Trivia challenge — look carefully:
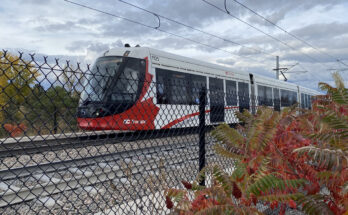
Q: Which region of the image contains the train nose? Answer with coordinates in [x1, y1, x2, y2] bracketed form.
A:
[77, 118, 106, 130]
[77, 118, 93, 130]
[78, 104, 107, 118]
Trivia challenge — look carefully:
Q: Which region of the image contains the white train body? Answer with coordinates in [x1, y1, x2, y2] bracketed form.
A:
[77, 47, 318, 130]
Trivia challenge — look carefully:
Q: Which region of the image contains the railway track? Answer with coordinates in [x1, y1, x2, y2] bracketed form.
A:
[0, 126, 223, 210]
[0, 142, 212, 208]
[0, 127, 205, 158]
[0, 141, 195, 181]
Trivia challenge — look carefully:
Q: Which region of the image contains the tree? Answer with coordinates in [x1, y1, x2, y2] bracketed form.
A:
[61, 64, 85, 97]
[24, 85, 80, 134]
[0, 51, 39, 136]
[22, 64, 83, 135]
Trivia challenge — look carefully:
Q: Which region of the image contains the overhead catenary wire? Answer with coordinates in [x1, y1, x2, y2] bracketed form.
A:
[62, 0, 321, 82]
[201, 0, 330, 69]
[63, 0, 156, 29]
[296, 63, 335, 84]
[117, 0, 274, 58]
[229, 0, 348, 69]
[336, 59, 348, 67]
[297, 63, 309, 73]
[229, 0, 348, 68]
[63, 0, 335, 83]
[63, 0, 272, 66]
[334, 59, 348, 68]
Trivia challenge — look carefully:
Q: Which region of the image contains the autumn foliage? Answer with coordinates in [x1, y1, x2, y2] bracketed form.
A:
[165, 73, 347, 215]
[3, 123, 27, 137]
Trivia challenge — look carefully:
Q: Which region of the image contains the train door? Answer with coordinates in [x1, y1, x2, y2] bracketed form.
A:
[209, 77, 224, 123]
[249, 74, 256, 114]
[273, 88, 280, 111]
[238, 82, 250, 112]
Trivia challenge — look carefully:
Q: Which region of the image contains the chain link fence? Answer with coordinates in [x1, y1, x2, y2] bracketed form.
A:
[0, 50, 302, 214]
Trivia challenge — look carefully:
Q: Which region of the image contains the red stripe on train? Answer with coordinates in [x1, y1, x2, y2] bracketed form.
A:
[160, 106, 238, 129]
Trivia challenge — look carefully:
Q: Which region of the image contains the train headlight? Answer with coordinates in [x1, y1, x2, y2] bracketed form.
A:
[93, 108, 104, 117]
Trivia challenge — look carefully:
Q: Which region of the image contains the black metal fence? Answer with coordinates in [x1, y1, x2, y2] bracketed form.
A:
[0, 50, 288, 214]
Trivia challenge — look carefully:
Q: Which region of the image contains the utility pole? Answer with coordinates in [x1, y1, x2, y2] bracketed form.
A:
[273, 57, 306, 81]
[276, 56, 279, 80]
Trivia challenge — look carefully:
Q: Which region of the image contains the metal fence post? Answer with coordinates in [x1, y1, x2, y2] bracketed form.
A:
[53, 106, 58, 134]
[198, 88, 206, 186]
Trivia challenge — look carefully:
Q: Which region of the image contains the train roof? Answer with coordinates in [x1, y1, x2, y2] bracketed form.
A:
[105, 46, 319, 95]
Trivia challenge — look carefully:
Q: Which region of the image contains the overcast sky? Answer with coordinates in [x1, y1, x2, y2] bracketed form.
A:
[1, 0, 348, 89]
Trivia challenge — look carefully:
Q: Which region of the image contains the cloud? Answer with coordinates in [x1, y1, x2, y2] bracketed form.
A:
[1, 0, 348, 91]
[247, 7, 289, 27]
[216, 58, 235, 66]
[291, 22, 348, 41]
[237, 46, 262, 56]
[35, 21, 79, 32]
[145, 0, 231, 28]
[66, 40, 123, 53]
[241, 0, 344, 14]
[18, 0, 52, 5]
[66, 39, 124, 63]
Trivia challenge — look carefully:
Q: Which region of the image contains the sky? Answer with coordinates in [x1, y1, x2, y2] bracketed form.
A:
[1, 0, 348, 90]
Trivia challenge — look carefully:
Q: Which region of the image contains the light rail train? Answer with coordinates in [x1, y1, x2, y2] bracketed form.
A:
[77, 46, 317, 130]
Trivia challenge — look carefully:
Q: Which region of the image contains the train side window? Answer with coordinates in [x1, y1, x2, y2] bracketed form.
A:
[209, 77, 224, 104]
[304, 94, 308, 108]
[280, 89, 290, 107]
[290, 91, 298, 105]
[238, 82, 250, 111]
[258, 85, 273, 106]
[258, 85, 265, 105]
[170, 72, 189, 104]
[157, 69, 208, 105]
[191, 74, 206, 105]
[301, 93, 305, 109]
[226, 80, 237, 106]
[281, 90, 297, 107]
[156, 68, 189, 104]
[156, 68, 169, 104]
[209, 77, 224, 91]
[309, 95, 312, 109]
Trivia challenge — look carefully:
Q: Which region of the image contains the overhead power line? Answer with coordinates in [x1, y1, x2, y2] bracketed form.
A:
[119, 0, 314, 77]
[336, 59, 348, 67]
[229, 0, 348, 68]
[327, 68, 348, 72]
[64, 0, 324, 80]
[117, 0, 274, 57]
[201, 0, 329, 68]
[63, 0, 269, 65]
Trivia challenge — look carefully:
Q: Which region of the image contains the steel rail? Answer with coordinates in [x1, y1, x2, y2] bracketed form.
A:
[0, 148, 214, 207]
[0, 127, 204, 158]
[0, 141, 198, 181]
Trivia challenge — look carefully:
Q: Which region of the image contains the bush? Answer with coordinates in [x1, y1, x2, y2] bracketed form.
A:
[165, 73, 347, 215]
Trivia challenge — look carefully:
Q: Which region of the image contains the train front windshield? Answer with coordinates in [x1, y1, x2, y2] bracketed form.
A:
[78, 56, 145, 118]
[81, 57, 123, 103]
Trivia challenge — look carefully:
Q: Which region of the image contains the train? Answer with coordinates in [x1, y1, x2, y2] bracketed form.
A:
[77, 46, 318, 130]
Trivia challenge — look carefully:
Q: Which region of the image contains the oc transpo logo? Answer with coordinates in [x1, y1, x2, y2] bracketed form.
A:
[123, 119, 146, 125]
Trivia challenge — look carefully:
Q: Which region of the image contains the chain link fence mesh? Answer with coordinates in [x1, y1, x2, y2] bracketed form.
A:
[0, 50, 305, 214]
